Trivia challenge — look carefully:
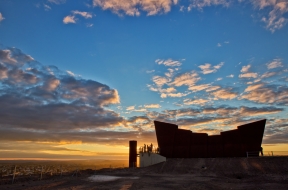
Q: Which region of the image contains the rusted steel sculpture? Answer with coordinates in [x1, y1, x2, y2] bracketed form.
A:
[154, 119, 266, 158]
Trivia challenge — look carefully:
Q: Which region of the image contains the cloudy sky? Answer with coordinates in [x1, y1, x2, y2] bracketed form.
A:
[0, 0, 287, 160]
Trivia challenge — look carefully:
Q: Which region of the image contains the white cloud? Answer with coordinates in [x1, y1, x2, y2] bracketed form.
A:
[261, 71, 278, 78]
[66, 70, 75, 76]
[240, 85, 288, 105]
[126, 106, 135, 111]
[226, 74, 234, 78]
[198, 62, 224, 74]
[214, 62, 224, 69]
[0, 50, 17, 63]
[160, 87, 176, 93]
[134, 108, 147, 112]
[267, 59, 283, 69]
[205, 85, 221, 92]
[244, 83, 264, 92]
[72, 10, 93, 19]
[63, 15, 76, 24]
[144, 104, 161, 109]
[239, 72, 258, 78]
[63, 10, 93, 24]
[188, 84, 211, 92]
[216, 77, 222, 81]
[48, 0, 66, 4]
[188, 0, 230, 11]
[44, 4, 51, 11]
[0, 13, 5, 22]
[211, 88, 238, 100]
[152, 75, 169, 87]
[93, 0, 178, 16]
[170, 71, 200, 87]
[217, 43, 222, 47]
[183, 98, 209, 105]
[241, 64, 251, 73]
[155, 58, 182, 67]
[254, 0, 288, 32]
[161, 92, 189, 98]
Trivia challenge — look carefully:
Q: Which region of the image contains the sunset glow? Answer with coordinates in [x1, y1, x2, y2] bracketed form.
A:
[0, 0, 287, 160]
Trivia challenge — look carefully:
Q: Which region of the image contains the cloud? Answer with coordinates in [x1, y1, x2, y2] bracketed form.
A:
[63, 10, 93, 24]
[134, 108, 147, 112]
[183, 98, 209, 105]
[188, 0, 230, 11]
[160, 87, 176, 93]
[240, 84, 288, 105]
[88, 1, 287, 32]
[205, 85, 221, 92]
[241, 64, 251, 73]
[216, 77, 222, 81]
[0, 49, 17, 64]
[188, 84, 211, 92]
[72, 10, 93, 19]
[126, 106, 135, 111]
[187, 0, 288, 32]
[63, 15, 76, 24]
[160, 92, 189, 98]
[203, 106, 238, 116]
[66, 70, 75, 76]
[226, 74, 234, 78]
[170, 71, 200, 86]
[261, 71, 278, 78]
[93, 0, 178, 16]
[152, 75, 169, 87]
[210, 88, 238, 100]
[239, 106, 283, 117]
[48, 0, 66, 4]
[0, 13, 4, 22]
[155, 58, 182, 67]
[0, 47, 124, 146]
[244, 83, 264, 92]
[198, 62, 224, 74]
[239, 72, 258, 78]
[266, 58, 283, 69]
[44, 4, 52, 11]
[144, 104, 161, 108]
[253, 0, 288, 32]
[0, 48, 34, 66]
[217, 43, 222, 47]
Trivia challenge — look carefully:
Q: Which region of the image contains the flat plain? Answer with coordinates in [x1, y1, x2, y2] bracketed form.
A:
[0, 157, 287, 190]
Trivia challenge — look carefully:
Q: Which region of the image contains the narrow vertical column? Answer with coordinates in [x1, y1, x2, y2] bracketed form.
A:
[129, 140, 137, 168]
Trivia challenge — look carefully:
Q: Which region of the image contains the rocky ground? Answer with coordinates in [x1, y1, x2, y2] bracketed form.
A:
[1, 157, 287, 190]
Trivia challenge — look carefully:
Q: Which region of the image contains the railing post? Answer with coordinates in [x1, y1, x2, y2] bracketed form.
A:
[12, 165, 16, 184]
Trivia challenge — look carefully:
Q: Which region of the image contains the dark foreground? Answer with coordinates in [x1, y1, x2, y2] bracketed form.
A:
[1, 157, 287, 190]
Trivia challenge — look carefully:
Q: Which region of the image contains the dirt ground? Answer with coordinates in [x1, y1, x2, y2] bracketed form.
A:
[1, 157, 287, 190]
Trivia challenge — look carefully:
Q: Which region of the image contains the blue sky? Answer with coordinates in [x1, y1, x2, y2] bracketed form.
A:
[0, 0, 287, 159]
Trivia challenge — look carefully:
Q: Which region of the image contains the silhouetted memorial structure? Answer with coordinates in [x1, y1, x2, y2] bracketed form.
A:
[154, 119, 266, 158]
[129, 140, 137, 167]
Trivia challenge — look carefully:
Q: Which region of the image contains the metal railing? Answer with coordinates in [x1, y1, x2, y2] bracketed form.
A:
[246, 151, 288, 157]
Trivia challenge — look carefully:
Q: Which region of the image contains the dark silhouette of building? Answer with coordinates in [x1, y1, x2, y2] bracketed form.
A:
[154, 119, 266, 158]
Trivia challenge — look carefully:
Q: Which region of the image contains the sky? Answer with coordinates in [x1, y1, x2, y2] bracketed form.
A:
[0, 0, 287, 160]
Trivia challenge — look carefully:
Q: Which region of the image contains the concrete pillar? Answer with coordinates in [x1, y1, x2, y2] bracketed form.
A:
[129, 140, 137, 168]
